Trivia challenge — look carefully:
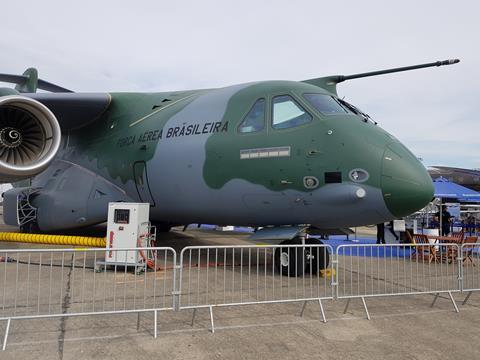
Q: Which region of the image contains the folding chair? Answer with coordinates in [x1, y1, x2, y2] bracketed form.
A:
[462, 236, 478, 266]
[409, 233, 435, 263]
[451, 230, 464, 242]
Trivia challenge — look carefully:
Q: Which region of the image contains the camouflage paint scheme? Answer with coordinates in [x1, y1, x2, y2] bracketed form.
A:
[16, 78, 433, 231]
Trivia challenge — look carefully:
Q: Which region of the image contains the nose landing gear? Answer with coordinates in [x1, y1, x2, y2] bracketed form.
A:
[274, 237, 330, 277]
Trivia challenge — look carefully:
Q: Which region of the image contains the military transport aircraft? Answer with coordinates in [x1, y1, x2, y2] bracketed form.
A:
[0, 59, 459, 275]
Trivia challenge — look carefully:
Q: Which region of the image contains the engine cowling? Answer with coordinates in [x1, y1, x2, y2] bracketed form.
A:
[0, 95, 61, 182]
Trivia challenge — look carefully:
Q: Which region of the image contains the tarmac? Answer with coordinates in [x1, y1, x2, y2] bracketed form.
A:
[1, 222, 480, 360]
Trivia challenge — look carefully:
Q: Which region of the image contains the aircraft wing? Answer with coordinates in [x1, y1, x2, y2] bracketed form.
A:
[0, 68, 112, 131]
[27, 92, 111, 131]
[0, 69, 112, 181]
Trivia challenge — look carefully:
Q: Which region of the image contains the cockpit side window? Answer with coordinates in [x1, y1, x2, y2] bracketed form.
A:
[238, 98, 266, 133]
[272, 95, 312, 129]
[303, 93, 348, 115]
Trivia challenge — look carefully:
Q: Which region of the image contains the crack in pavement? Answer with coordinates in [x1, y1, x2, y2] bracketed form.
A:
[57, 254, 73, 360]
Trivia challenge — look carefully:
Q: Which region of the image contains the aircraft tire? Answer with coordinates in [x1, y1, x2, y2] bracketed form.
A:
[274, 239, 305, 277]
[304, 238, 330, 274]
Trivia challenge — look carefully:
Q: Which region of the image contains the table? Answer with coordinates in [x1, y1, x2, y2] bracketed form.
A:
[425, 235, 462, 262]
[425, 235, 463, 244]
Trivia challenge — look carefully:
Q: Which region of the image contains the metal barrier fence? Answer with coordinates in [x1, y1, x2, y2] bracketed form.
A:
[2, 242, 480, 350]
[178, 244, 334, 331]
[336, 244, 461, 318]
[459, 243, 480, 305]
[0, 247, 176, 350]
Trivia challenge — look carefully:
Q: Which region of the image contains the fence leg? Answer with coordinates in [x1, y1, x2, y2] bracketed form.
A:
[209, 306, 215, 334]
[430, 293, 439, 308]
[462, 291, 473, 305]
[191, 308, 197, 327]
[154, 310, 158, 339]
[343, 299, 351, 314]
[361, 297, 370, 320]
[448, 291, 460, 313]
[300, 301, 307, 317]
[318, 299, 327, 323]
[136, 313, 141, 331]
[2, 318, 11, 351]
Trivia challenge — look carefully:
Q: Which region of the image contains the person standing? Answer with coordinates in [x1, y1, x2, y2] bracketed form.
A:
[436, 207, 452, 236]
[466, 214, 475, 235]
[376, 223, 385, 244]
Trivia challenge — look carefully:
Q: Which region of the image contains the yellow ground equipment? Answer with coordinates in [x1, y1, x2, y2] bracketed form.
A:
[320, 268, 336, 279]
[0, 232, 105, 247]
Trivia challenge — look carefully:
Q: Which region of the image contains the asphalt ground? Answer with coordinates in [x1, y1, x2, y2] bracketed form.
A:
[1, 222, 480, 359]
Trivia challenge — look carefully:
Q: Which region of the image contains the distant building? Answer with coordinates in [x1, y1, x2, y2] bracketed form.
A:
[428, 166, 480, 191]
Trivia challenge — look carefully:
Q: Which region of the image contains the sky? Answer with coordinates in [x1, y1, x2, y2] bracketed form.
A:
[0, 0, 478, 169]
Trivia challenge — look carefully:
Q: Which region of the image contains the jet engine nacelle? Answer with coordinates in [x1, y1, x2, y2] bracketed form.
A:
[0, 95, 61, 182]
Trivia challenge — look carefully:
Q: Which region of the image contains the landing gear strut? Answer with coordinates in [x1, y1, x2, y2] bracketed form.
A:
[19, 221, 39, 233]
[151, 222, 172, 233]
[274, 236, 330, 277]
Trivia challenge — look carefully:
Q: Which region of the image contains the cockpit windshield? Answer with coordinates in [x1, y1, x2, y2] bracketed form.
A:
[303, 93, 377, 125]
[336, 98, 377, 125]
[303, 94, 347, 115]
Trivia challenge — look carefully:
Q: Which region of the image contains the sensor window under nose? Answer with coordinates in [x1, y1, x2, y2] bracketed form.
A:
[303, 176, 319, 189]
[349, 168, 369, 183]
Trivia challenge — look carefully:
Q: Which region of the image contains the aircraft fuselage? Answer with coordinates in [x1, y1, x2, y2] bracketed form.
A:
[23, 80, 433, 231]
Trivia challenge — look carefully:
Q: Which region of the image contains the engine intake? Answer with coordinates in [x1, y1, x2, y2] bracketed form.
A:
[0, 96, 61, 182]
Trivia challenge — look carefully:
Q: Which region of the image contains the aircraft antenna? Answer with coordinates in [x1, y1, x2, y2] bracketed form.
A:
[337, 59, 460, 83]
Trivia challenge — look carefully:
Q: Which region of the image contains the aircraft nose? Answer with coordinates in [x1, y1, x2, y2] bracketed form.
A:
[381, 142, 434, 218]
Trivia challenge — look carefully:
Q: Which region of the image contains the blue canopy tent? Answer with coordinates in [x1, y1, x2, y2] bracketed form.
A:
[432, 177, 480, 234]
[433, 177, 480, 202]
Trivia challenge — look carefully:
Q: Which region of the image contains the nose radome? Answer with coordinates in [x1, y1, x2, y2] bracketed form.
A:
[381, 142, 434, 218]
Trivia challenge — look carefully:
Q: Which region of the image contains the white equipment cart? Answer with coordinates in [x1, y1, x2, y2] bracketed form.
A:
[95, 202, 156, 273]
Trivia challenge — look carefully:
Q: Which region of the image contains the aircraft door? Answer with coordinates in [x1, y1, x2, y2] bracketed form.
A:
[133, 161, 156, 206]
